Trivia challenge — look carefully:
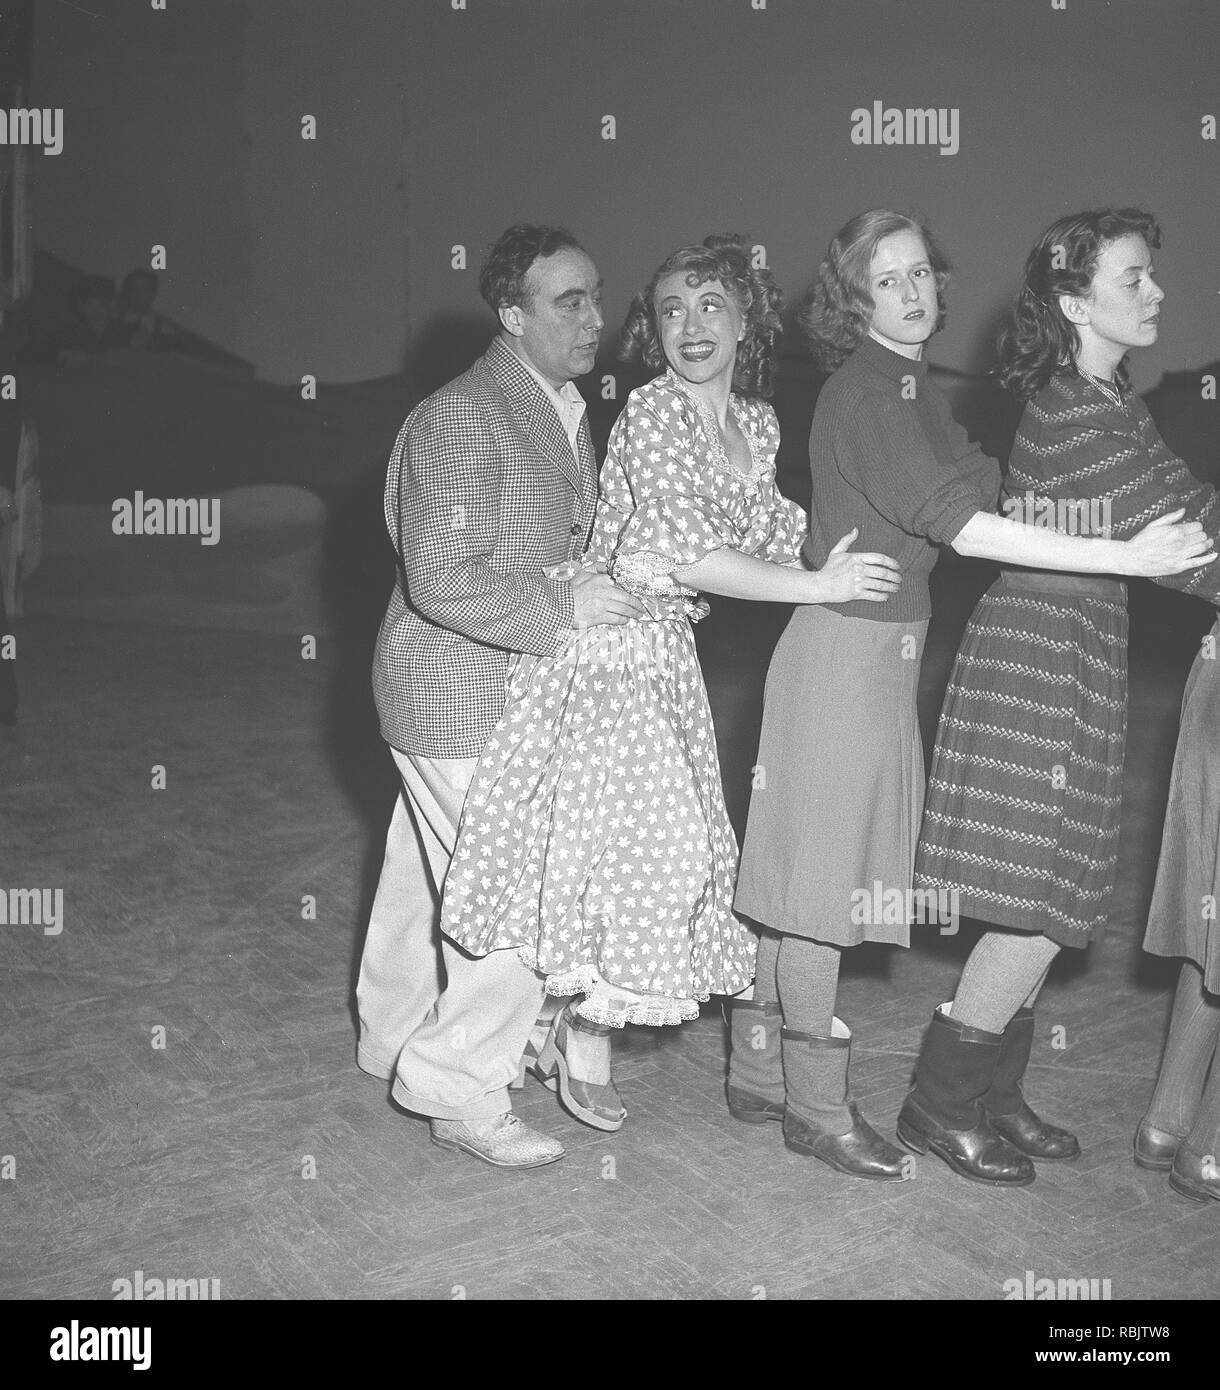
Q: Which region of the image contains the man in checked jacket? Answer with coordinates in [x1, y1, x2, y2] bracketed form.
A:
[357, 226, 644, 1168]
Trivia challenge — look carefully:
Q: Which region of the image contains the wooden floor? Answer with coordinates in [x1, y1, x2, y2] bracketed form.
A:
[3, 566, 1218, 1301]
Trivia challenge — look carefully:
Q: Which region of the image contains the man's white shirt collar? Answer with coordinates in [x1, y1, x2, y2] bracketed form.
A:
[514, 352, 588, 457]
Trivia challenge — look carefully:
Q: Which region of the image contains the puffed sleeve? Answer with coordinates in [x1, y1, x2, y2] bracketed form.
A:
[607, 384, 739, 592]
[582, 412, 635, 569]
[753, 489, 809, 565]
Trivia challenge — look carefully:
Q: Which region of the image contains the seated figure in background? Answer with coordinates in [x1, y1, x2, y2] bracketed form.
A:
[111, 270, 181, 353]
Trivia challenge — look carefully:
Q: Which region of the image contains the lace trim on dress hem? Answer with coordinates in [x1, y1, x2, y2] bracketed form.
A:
[514, 946, 708, 1028]
[574, 998, 702, 1029]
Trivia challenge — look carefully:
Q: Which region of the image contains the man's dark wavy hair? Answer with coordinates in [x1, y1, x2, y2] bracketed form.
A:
[478, 224, 585, 316]
[799, 209, 950, 372]
[996, 208, 1161, 400]
[618, 234, 783, 399]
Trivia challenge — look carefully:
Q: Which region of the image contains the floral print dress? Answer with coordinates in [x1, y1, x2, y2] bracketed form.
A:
[440, 370, 807, 1025]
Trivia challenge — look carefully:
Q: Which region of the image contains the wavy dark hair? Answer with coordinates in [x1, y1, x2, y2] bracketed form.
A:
[618, 233, 783, 399]
[798, 209, 950, 372]
[478, 223, 585, 316]
[996, 208, 1161, 400]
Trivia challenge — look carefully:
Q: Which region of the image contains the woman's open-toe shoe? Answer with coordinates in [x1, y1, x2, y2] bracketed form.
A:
[535, 1006, 627, 1132]
[512, 1025, 559, 1092]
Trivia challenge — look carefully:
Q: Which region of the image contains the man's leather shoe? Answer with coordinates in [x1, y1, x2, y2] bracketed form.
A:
[430, 1113, 565, 1168]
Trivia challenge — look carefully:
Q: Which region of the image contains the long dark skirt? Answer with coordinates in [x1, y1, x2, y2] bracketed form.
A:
[735, 607, 929, 948]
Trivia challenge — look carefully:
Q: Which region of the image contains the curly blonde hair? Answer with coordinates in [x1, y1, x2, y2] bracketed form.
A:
[619, 234, 783, 398]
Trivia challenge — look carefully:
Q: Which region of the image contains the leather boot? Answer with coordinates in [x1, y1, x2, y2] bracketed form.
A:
[781, 1019, 909, 1180]
[897, 1004, 1035, 1186]
[983, 1007, 1080, 1160]
[725, 999, 786, 1123]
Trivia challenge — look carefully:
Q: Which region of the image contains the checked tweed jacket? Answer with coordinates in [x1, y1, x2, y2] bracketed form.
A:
[373, 335, 598, 758]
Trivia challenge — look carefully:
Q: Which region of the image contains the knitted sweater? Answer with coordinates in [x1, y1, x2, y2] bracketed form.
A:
[1005, 371, 1220, 606]
[806, 333, 1001, 622]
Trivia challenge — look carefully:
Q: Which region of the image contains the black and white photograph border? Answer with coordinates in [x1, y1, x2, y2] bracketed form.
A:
[2, 0, 1218, 1331]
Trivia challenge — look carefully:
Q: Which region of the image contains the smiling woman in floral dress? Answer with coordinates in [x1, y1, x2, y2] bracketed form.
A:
[440, 234, 900, 1131]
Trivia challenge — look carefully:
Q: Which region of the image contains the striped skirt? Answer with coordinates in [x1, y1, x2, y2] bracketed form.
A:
[914, 570, 1128, 948]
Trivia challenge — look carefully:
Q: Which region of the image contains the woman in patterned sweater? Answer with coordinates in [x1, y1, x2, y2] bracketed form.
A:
[906, 208, 1220, 1185]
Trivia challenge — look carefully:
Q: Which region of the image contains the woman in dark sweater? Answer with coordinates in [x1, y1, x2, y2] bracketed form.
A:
[730, 208, 1211, 1182]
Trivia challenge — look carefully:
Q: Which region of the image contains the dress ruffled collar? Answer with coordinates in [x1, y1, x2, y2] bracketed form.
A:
[661, 369, 769, 484]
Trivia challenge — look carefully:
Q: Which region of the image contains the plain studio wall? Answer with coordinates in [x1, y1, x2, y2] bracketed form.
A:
[31, 0, 1218, 388]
